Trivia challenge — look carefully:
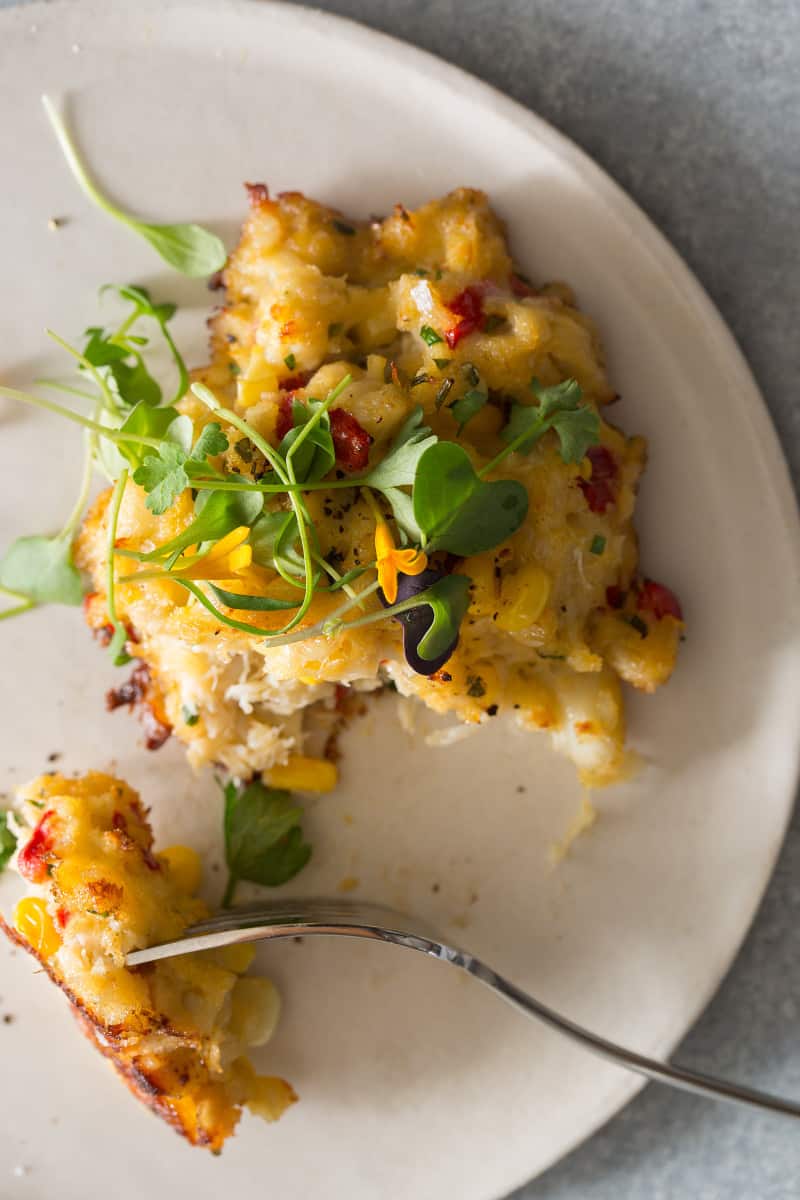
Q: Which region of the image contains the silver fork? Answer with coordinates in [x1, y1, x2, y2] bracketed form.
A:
[128, 897, 800, 1119]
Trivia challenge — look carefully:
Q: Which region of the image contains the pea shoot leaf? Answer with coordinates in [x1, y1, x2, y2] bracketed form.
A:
[222, 778, 311, 905]
[413, 442, 528, 555]
[136, 488, 263, 561]
[250, 510, 307, 578]
[279, 400, 335, 484]
[113, 402, 181, 470]
[0, 535, 83, 606]
[209, 585, 297, 612]
[0, 812, 17, 874]
[381, 486, 423, 542]
[101, 284, 189, 405]
[414, 574, 472, 661]
[364, 406, 437, 490]
[136, 223, 226, 280]
[501, 378, 600, 464]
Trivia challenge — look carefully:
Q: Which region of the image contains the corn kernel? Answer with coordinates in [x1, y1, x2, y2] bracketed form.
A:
[229, 977, 281, 1046]
[159, 845, 202, 894]
[366, 354, 387, 381]
[265, 755, 338, 793]
[247, 1073, 297, 1122]
[496, 564, 553, 632]
[13, 897, 61, 959]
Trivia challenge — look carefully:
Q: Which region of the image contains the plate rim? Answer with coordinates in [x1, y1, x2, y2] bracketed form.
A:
[3, 0, 800, 1192]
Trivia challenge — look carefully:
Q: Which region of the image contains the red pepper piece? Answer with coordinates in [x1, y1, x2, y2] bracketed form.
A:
[330, 408, 371, 471]
[444, 286, 486, 348]
[279, 372, 309, 392]
[17, 810, 57, 884]
[578, 445, 618, 513]
[509, 273, 536, 298]
[275, 394, 296, 442]
[55, 907, 71, 929]
[638, 579, 683, 621]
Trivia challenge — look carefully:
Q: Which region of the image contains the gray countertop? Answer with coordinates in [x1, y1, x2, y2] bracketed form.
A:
[3, 1, 799, 1197]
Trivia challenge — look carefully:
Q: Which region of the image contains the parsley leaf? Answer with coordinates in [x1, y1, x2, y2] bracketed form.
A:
[190, 421, 229, 461]
[501, 378, 600, 464]
[0, 812, 16, 874]
[133, 421, 229, 514]
[449, 387, 487, 433]
[0, 535, 83, 606]
[133, 443, 189, 515]
[222, 778, 312, 906]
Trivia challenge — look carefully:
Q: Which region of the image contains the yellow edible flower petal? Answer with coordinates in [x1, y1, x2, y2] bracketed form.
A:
[374, 521, 427, 605]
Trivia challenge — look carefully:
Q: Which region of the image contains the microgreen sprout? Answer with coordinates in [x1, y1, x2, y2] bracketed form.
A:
[42, 95, 225, 278]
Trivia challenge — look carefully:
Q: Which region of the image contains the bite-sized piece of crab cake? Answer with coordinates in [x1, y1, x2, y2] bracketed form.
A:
[2, 772, 295, 1152]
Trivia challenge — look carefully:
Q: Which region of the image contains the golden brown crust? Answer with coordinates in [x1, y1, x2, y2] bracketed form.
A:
[1, 914, 216, 1146]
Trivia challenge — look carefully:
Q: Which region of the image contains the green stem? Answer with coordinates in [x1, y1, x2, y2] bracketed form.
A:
[0, 598, 35, 621]
[221, 875, 237, 909]
[34, 379, 99, 404]
[46, 328, 119, 415]
[106, 469, 130, 662]
[325, 589, 428, 635]
[42, 94, 138, 232]
[263, 579, 382, 648]
[186, 474, 356, 495]
[178, 580, 300, 636]
[285, 373, 351, 466]
[311, 550, 353, 594]
[191, 382, 289, 483]
[478, 419, 547, 477]
[59, 404, 101, 541]
[0, 385, 160, 448]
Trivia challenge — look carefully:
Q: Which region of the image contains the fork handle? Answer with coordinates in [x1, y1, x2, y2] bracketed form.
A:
[460, 953, 800, 1119]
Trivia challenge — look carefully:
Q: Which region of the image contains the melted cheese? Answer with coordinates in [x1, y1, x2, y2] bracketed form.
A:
[76, 188, 681, 784]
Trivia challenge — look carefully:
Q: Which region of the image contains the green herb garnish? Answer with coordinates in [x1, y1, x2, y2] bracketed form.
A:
[0, 812, 17, 874]
[434, 378, 454, 410]
[483, 378, 600, 474]
[181, 704, 200, 726]
[449, 388, 487, 433]
[133, 421, 229, 515]
[432, 357, 451, 370]
[221, 777, 312, 907]
[420, 325, 443, 347]
[412, 442, 528, 555]
[42, 95, 225, 278]
[589, 534, 606, 555]
[284, 353, 297, 370]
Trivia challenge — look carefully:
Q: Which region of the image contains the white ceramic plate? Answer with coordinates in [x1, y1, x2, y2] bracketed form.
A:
[1, 2, 798, 1197]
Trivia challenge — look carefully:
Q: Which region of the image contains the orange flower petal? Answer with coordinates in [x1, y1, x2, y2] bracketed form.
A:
[377, 559, 398, 605]
[395, 548, 428, 576]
